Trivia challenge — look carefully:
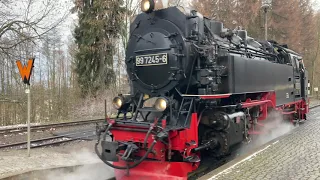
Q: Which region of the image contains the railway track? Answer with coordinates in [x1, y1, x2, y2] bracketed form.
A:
[1, 104, 319, 179]
[0, 119, 105, 135]
[2, 104, 319, 135]
[0, 129, 96, 149]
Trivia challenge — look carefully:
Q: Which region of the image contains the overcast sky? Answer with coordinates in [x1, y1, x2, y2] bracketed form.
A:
[312, 0, 320, 10]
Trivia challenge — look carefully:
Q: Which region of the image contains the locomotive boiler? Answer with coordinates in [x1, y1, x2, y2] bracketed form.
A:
[95, 1, 309, 179]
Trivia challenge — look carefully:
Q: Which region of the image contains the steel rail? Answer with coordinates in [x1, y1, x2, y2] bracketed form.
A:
[0, 130, 95, 149]
[0, 118, 105, 134]
[21, 134, 97, 149]
[310, 104, 320, 109]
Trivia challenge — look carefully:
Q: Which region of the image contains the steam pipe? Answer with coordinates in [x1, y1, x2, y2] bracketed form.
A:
[224, 112, 245, 120]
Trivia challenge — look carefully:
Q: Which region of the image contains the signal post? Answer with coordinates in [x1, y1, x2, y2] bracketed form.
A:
[16, 59, 34, 157]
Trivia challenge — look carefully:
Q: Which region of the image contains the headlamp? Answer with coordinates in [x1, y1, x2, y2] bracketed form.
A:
[112, 95, 132, 111]
[141, 0, 155, 13]
[154, 97, 168, 111]
[112, 96, 123, 110]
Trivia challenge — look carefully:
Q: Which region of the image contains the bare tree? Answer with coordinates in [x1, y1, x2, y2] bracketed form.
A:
[0, 0, 69, 57]
[0, 0, 71, 125]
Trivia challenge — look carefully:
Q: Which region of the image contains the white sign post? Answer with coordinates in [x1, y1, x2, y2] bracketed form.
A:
[314, 87, 319, 99]
[25, 85, 31, 157]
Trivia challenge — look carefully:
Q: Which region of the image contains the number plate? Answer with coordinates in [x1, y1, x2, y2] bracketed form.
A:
[136, 53, 168, 67]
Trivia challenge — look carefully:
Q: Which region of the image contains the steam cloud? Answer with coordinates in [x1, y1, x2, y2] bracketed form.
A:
[238, 111, 295, 155]
[45, 149, 114, 180]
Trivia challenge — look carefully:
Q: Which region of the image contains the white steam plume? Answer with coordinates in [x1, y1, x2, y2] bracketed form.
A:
[238, 111, 295, 155]
[45, 149, 114, 180]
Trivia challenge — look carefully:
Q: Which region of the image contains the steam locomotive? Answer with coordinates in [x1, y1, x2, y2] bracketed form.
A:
[95, 1, 309, 179]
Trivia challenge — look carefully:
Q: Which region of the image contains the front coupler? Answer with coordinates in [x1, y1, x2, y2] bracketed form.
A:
[95, 120, 159, 170]
[95, 113, 200, 179]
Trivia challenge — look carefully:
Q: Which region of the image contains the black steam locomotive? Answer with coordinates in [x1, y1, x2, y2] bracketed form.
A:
[96, 1, 309, 179]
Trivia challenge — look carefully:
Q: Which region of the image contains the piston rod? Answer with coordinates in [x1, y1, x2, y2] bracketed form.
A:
[224, 112, 245, 120]
[191, 139, 218, 153]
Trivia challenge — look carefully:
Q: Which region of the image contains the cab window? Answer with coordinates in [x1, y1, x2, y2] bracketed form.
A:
[290, 55, 302, 73]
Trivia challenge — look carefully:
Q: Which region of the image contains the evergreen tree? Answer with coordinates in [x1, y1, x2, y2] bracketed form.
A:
[73, 0, 126, 97]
